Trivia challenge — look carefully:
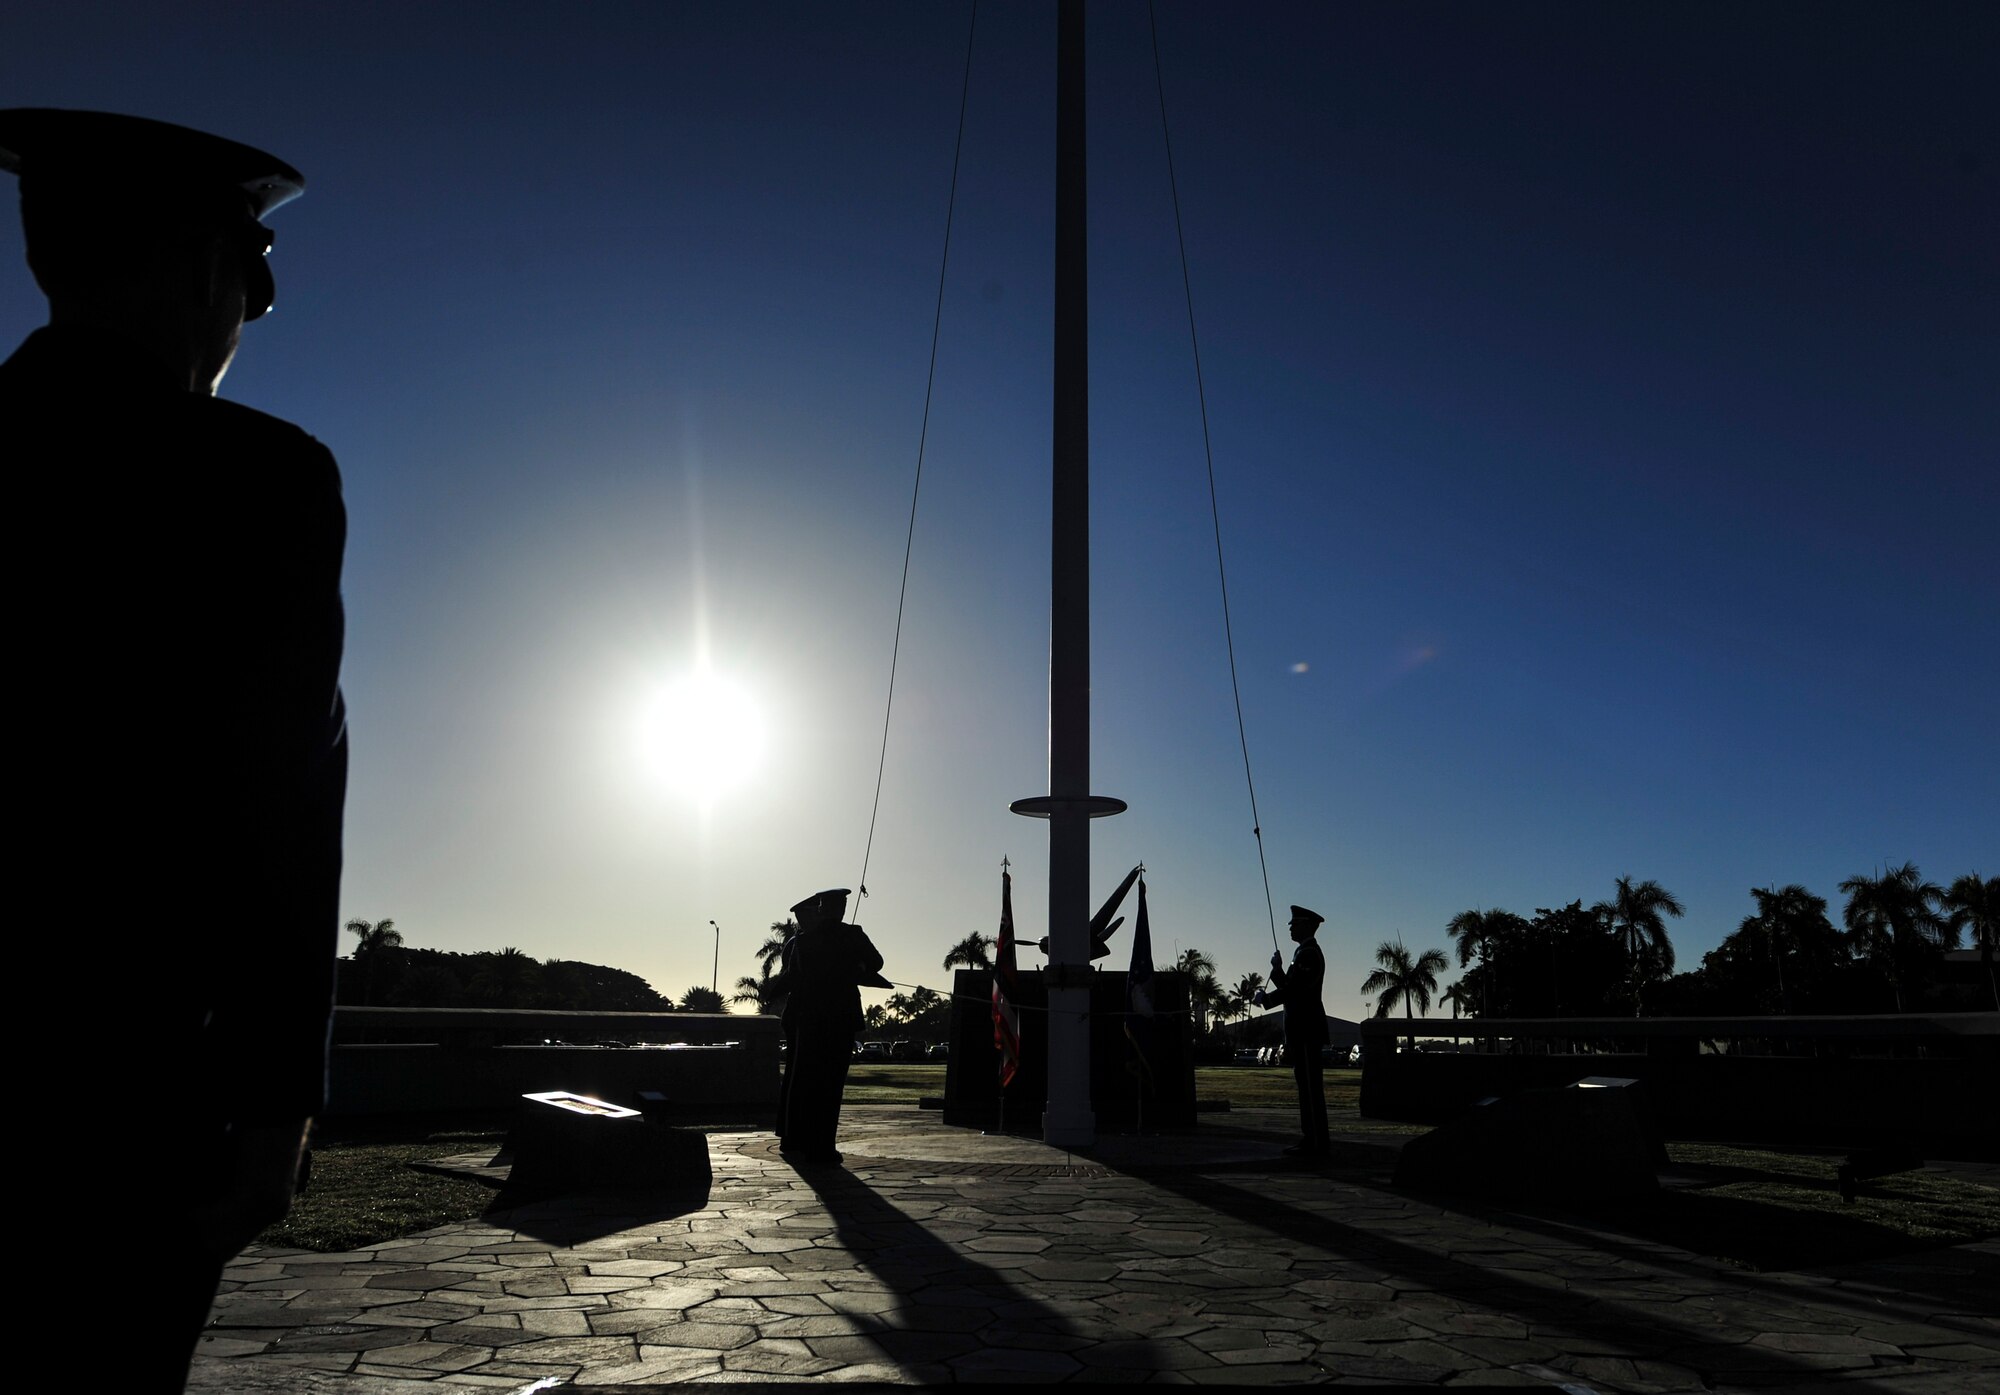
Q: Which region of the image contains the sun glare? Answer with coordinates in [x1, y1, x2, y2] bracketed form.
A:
[639, 671, 768, 803]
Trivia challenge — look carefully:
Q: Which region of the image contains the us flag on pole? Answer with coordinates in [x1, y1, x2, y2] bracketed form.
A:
[992, 863, 1021, 1088]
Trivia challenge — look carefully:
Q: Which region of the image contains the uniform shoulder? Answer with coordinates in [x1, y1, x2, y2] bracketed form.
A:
[195, 395, 338, 467]
[186, 396, 344, 512]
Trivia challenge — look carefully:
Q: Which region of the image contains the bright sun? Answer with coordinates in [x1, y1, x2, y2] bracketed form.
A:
[639, 671, 768, 803]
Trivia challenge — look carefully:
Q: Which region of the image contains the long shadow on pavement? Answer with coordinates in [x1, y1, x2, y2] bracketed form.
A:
[1340, 1170, 2000, 1339]
[787, 1159, 1166, 1382]
[1435, 1182, 2000, 1310]
[1106, 1161, 1942, 1393]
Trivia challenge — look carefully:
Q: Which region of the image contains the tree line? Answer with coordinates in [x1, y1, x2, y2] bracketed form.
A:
[364, 860, 1990, 1028]
[897, 861, 1995, 1043]
[1439, 864, 1994, 1022]
[339, 918, 692, 1012]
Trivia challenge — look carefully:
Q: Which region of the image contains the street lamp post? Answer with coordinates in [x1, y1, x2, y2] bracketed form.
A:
[709, 920, 719, 997]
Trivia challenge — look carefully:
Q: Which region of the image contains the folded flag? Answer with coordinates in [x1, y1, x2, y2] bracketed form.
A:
[1123, 876, 1157, 1091]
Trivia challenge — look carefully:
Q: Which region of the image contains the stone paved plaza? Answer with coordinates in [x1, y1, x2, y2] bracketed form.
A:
[189, 1106, 1998, 1392]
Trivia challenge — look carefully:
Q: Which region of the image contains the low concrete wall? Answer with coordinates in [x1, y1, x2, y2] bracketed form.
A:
[1358, 1013, 1999, 1152]
[327, 1007, 780, 1115]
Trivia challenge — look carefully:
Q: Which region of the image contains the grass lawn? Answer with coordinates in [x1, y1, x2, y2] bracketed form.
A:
[257, 1067, 1999, 1273]
[1197, 1064, 1363, 1111]
[839, 1063, 950, 1101]
[844, 1062, 1366, 1110]
[1642, 1142, 2000, 1271]
[258, 1118, 510, 1252]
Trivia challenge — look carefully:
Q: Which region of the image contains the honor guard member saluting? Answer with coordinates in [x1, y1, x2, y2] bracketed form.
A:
[0, 111, 347, 1386]
[1255, 906, 1331, 1158]
[769, 888, 888, 1166]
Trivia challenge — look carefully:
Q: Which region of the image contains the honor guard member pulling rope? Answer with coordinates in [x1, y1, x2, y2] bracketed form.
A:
[0, 110, 347, 1388]
[769, 888, 888, 1166]
[1255, 906, 1331, 1158]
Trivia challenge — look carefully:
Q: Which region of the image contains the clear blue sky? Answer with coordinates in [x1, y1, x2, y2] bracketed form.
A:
[7, 2, 1994, 1024]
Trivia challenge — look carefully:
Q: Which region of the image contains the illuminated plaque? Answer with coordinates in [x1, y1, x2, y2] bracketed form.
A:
[521, 1091, 640, 1118]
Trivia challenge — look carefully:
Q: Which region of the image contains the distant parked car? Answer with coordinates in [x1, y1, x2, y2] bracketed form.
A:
[857, 1041, 890, 1062]
[1232, 1048, 1260, 1065]
[926, 1042, 950, 1061]
[890, 1039, 923, 1061]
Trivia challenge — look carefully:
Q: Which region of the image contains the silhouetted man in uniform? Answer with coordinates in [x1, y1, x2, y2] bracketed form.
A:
[770, 887, 886, 1165]
[0, 110, 346, 1387]
[1256, 906, 1330, 1157]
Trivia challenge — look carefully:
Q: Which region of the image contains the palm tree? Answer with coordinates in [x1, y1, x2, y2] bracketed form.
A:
[1174, 947, 1216, 978]
[1444, 908, 1523, 1015]
[731, 971, 782, 1014]
[1359, 939, 1450, 1048]
[347, 916, 403, 956]
[679, 985, 726, 1013]
[942, 931, 995, 972]
[725, 921, 796, 1015]
[1173, 948, 1223, 1035]
[473, 946, 540, 1007]
[1942, 872, 1999, 1011]
[345, 917, 404, 1005]
[1594, 876, 1685, 1016]
[1209, 981, 1243, 1029]
[1227, 972, 1266, 1022]
[1840, 862, 1951, 1012]
[1439, 980, 1473, 1019]
[1192, 971, 1223, 1034]
[905, 985, 948, 1037]
[1737, 884, 1831, 1014]
[759, 921, 793, 974]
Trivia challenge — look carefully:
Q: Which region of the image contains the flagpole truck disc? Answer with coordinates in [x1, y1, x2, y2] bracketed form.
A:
[1008, 795, 1127, 818]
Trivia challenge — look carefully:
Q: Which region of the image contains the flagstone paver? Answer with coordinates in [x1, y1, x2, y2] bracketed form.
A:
[188, 1105, 1999, 1391]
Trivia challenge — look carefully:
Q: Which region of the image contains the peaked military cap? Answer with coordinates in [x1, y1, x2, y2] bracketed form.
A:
[790, 888, 851, 918]
[1289, 905, 1325, 932]
[0, 108, 304, 217]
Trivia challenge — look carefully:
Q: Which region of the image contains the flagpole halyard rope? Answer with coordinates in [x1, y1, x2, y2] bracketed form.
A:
[1148, 0, 1281, 955]
[855, 0, 980, 905]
